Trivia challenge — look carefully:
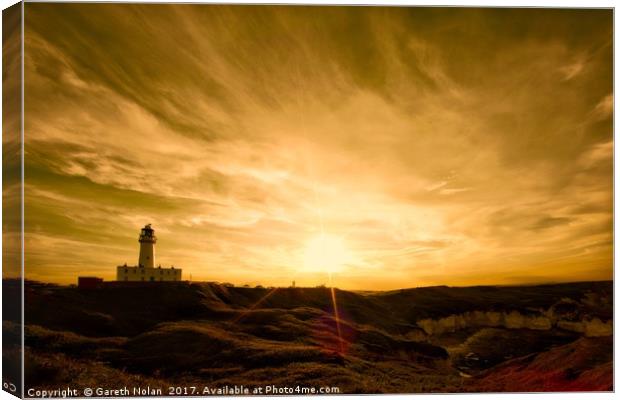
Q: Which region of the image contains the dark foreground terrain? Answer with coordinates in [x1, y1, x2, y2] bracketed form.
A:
[3, 279, 613, 394]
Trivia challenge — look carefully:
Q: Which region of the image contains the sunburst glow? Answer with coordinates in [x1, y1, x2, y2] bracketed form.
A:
[302, 234, 353, 274]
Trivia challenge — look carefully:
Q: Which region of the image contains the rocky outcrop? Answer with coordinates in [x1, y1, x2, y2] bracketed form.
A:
[416, 309, 611, 337]
[556, 318, 612, 337]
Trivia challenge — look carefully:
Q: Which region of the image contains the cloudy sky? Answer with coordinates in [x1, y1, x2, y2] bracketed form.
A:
[20, 4, 612, 289]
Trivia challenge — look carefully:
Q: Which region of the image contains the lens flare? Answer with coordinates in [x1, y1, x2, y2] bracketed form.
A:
[230, 286, 279, 323]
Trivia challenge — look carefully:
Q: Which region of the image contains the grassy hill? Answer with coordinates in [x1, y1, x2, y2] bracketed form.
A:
[4, 279, 612, 393]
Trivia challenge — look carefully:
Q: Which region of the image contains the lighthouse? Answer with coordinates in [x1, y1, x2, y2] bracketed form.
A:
[138, 224, 156, 268]
[115, 224, 182, 282]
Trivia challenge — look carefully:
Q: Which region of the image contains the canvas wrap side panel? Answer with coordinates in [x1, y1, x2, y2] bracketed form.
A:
[2, 1, 23, 398]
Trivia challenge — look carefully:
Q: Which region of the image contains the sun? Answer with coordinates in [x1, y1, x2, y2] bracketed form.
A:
[302, 233, 353, 273]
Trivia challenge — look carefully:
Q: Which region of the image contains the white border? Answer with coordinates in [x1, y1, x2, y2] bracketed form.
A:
[0, 2, 616, 400]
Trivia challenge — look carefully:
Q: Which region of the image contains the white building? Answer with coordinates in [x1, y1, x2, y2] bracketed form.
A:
[116, 224, 182, 282]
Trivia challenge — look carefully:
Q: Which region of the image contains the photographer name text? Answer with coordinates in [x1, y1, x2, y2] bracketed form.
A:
[27, 384, 340, 397]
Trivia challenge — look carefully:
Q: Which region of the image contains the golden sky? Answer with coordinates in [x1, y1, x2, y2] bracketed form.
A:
[16, 5, 612, 289]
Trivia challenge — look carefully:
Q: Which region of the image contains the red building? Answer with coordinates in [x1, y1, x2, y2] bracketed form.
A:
[77, 277, 103, 289]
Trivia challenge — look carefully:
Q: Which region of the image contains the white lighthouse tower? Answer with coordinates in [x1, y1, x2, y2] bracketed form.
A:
[138, 224, 156, 268]
[116, 224, 181, 282]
